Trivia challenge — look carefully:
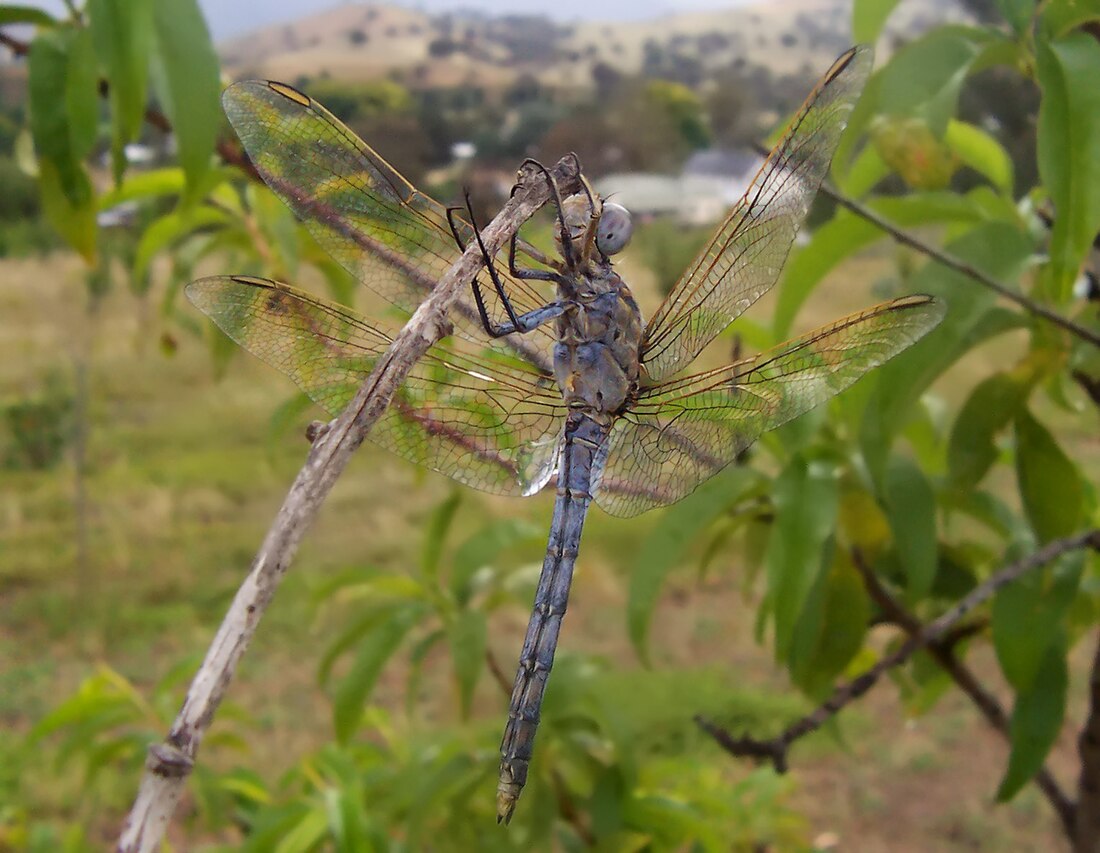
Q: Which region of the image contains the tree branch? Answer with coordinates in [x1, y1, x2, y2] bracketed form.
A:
[816, 179, 1100, 348]
[852, 549, 1076, 839]
[699, 531, 1100, 789]
[116, 156, 582, 853]
[1076, 629, 1100, 852]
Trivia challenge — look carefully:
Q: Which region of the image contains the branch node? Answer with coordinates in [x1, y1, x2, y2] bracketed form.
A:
[146, 743, 194, 779]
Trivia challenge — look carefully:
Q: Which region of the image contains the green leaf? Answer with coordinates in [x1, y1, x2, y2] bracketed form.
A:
[134, 206, 230, 285]
[38, 158, 96, 262]
[450, 517, 541, 606]
[876, 28, 991, 135]
[835, 143, 891, 197]
[996, 638, 1068, 802]
[65, 26, 98, 161]
[883, 456, 937, 600]
[993, 552, 1083, 693]
[947, 372, 1028, 492]
[1041, 0, 1100, 38]
[447, 609, 486, 718]
[273, 806, 329, 853]
[944, 120, 1013, 194]
[0, 5, 57, 26]
[997, 0, 1036, 33]
[149, 0, 221, 202]
[332, 605, 423, 743]
[860, 222, 1033, 485]
[774, 192, 985, 338]
[421, 492, 461, 580]
[853, 0, 901, 43]
[1036, 33, 1100, 300]
[627, 466, 758, 665]
[767, 457, 839, 661]
[88, 0, 152, 183]
[789, 556, 870, 697]
[28, 29, 89, 205]
[1014, 407, 1084, 542]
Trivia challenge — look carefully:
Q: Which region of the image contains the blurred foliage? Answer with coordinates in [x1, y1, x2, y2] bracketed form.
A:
[1, 372, 73, 470]
[1, 0, 1099, 848]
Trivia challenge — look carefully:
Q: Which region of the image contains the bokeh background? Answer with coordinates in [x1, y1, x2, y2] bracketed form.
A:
[1, 0, 1098, 850]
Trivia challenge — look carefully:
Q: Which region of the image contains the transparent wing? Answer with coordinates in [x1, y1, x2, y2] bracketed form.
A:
[595, 295, 944, 517]
[640, 46, 873, 382]
[222, 80, 556, 372]
[186, 276, 566, 497]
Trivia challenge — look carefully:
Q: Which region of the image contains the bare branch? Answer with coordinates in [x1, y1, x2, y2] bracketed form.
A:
[853, 549, 1076, 839]
[699, 531, 1100, 788]
[116, 157, 582, 853]
[1076, 629, 1100, 852]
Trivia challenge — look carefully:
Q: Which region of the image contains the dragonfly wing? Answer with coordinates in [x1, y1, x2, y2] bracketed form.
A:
[187, 276, 566, 497]
[639, 46, 873, 382]
[222, 81, 556, 371]
[595, 295, 945, 517]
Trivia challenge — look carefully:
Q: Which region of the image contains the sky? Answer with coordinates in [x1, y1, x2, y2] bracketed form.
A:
[20, 0, 752, 40]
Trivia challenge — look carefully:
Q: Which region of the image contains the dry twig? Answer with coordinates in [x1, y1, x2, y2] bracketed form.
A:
[116, 157, 582, 853]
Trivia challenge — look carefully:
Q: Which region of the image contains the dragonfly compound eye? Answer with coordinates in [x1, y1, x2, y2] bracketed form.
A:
[596, 203, 633, 256]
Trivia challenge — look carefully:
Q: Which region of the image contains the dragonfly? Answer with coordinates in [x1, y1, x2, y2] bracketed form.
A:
[186, 44, 945, 823]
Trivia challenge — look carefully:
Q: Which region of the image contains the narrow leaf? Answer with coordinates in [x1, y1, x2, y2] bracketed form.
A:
[0, 5, 57, 26]
[853, 0, 901, 43]
[420, 492, 461, 580]
[993, 552, 1083, 693]
[944, 119, 1014, 194]
[65, 26, 98, 161]
[448, 609, 487, 718]
[1036, 33, 1100, 299]
[1014, 407, 1084, 543]
[38, 158, 96, 262]
[883, 456, 937, 600]
[150, 0, 221, 202]
[88, 0, 152, 183]
[947, 372, 1027, 492]
[996, 639, 1068, 801]
[28, 30, 86, 204]
[789, 555, 870, 697]
[767, 457, 839, 661]
[332, 606, 422, 742]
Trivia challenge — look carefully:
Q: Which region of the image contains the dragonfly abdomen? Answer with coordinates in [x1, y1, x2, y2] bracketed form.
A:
[497, 412, 608, 824]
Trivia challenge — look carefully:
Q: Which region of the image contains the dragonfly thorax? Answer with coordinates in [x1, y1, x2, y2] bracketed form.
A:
[552, 268, 644, 416]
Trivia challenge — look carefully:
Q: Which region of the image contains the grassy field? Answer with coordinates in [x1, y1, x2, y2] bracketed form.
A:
[0, 247, 1081, 850]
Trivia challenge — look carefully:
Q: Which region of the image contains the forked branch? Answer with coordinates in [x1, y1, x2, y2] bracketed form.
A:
[116, 157, 582, 853]
[852, 549, 1075, 839]
[699, 530, 1100, 803]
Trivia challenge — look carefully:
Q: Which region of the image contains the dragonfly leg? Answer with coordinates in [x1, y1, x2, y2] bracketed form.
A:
[452, 193, 565, 339]
[462, 189, 525, 332]
[520, 157, 579, 270]
[507, 230, 565, 284]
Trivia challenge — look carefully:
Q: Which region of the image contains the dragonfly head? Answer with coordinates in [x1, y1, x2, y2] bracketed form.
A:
[556, 194, 633, 264]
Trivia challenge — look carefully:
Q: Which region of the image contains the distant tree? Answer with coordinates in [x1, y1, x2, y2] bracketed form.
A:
[706, 68, 757, 147]
[348, 29, 368, 46]
[428, 37, 458, 58]
[591, 61, 622, 97]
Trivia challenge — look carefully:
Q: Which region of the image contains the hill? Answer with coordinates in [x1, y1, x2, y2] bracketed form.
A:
[218, 0, 973, 92]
